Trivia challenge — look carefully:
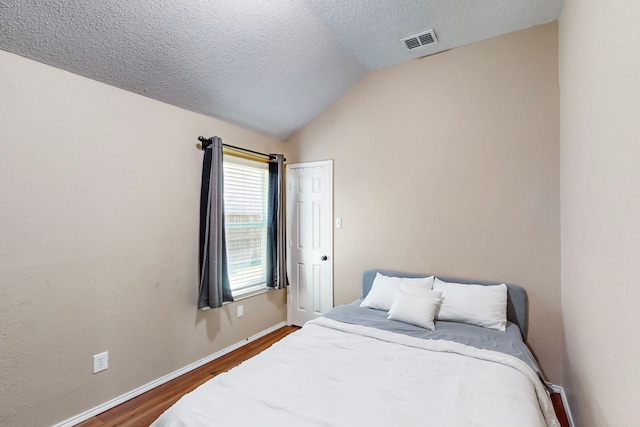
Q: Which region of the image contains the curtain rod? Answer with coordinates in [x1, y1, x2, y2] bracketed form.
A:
[197, 136, 283, 161]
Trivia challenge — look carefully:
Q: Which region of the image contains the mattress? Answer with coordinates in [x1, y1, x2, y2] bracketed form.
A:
[151, 305, 559, 427]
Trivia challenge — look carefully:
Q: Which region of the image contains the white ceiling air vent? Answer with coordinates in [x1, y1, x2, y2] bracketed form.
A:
[402, 29, 438, 50]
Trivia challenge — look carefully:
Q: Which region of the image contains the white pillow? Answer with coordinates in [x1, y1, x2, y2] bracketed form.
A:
[387, 289, 443, 330]
[398, 275, 435, 289]
[399, 281, 435, 296]
[433, 278, 508, 331]
[400, 282, 442, 298]
[360, 273, 434, 311]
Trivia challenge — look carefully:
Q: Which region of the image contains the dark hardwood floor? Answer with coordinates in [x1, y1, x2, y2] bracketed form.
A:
[75, 325, 570, 426]
[75, 326, 300, 427]
[551, 391, 571, 427]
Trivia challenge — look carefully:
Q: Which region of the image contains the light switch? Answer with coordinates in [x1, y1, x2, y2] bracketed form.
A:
[335, 218, 342, 228]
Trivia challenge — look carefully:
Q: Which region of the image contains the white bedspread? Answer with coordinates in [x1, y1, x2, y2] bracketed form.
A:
[152, 317, 559, 427]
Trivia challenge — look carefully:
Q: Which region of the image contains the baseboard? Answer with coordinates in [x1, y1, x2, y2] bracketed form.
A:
[548, 383, 575, 427]
[53, 321, 287, 427]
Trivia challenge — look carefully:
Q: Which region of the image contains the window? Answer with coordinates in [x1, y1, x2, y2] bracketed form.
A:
[223, 157, 269, 297]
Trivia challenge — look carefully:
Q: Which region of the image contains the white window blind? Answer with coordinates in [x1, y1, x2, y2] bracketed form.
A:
[223, 158, 268, 295]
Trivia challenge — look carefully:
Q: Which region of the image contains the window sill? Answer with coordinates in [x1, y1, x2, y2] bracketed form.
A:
[231, 286, 272, 302]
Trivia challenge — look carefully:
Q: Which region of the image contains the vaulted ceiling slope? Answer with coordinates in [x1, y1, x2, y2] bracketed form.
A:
[0, 0, 563, 140]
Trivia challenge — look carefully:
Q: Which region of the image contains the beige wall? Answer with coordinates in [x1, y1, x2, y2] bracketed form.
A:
[559, 1, 640, 426]
[288, 23, 562, 383]
[0, 51, 288, 427]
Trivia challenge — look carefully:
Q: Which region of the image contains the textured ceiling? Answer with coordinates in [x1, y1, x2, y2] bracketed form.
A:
[0, 0, 563, 140]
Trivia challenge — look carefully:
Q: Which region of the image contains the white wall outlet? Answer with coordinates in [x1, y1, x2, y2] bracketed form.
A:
[93, 351, 108, 374]
[237, 305, 244, 318]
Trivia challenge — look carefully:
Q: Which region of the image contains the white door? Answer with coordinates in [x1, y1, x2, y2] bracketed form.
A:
[287, 160, 333, 326]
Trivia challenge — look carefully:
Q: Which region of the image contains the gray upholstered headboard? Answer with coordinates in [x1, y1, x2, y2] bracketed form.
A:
[362, 269, 529, 339]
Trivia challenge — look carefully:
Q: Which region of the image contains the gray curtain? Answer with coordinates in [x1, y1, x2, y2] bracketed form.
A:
[266, 154, 288, 289]
[198, 136, 233, 309]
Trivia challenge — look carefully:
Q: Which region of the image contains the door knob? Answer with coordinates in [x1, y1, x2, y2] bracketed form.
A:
[321, 255, 328, 261]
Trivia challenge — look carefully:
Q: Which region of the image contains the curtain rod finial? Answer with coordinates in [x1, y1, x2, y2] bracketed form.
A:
[197, 136, 213, 150]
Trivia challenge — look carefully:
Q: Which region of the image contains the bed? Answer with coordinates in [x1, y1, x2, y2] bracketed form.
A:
[151, 269, 560, 427]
